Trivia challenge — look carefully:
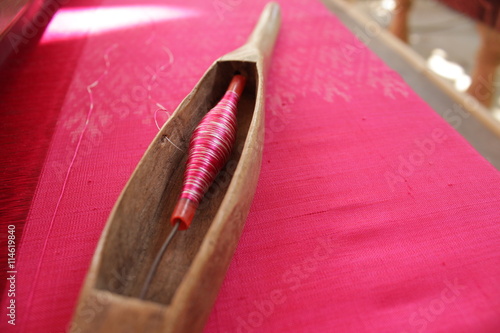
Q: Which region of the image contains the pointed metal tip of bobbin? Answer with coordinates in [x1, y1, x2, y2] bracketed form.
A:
[171, 197, 198, 230]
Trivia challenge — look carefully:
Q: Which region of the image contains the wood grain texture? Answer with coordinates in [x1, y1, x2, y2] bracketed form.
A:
[70, 3, 281, 333]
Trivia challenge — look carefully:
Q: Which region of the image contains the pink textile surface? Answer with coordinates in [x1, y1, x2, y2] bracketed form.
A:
[1, 0, 500, 332]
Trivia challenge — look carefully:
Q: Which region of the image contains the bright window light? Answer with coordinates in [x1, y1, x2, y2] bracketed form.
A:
[381, 0, 396, 11]
[41, 5, 199, 43]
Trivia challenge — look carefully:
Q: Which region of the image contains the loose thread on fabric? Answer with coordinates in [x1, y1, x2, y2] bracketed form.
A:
[21, 43, 117, 332]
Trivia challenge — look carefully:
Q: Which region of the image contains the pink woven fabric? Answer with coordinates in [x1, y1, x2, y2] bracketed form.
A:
[1, 0, 500, 332]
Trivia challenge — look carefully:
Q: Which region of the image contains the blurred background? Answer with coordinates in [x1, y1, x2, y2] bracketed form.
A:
[349, 0, 500, 120]
[1, 0, 498, 118]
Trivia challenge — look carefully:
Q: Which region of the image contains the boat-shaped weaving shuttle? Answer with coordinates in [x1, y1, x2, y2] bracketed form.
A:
[71, 3, 281, 333]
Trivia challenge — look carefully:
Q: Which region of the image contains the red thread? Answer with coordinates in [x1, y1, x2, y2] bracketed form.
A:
[171, 75, 246, 230]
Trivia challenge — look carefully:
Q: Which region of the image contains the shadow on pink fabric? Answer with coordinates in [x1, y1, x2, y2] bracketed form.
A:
[1, 0, 499, 332]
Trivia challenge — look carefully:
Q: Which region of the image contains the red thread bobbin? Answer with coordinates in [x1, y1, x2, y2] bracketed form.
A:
[171, 75, 246, 230]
